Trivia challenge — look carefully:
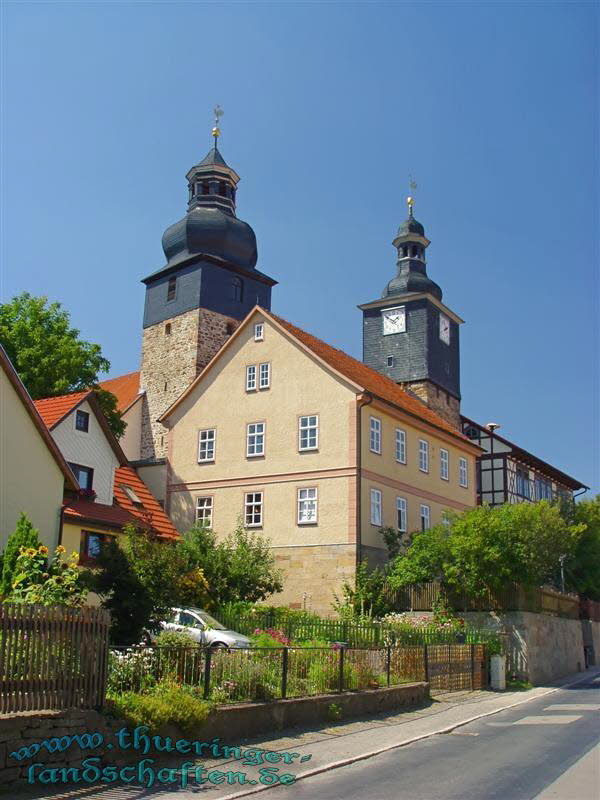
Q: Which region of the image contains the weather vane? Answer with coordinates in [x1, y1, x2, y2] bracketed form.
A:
[407, 175, 417, 215]
[212, 105, 224, 141]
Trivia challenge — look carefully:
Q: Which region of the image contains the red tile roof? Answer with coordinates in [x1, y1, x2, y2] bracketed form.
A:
[63, 499, 136, 529]
[113, 466, 179, 539]
[34, 391, 91, 429]
[100, 371, 141, 413]
[270, 312, 473, 442]
[63, 468, 179, 539]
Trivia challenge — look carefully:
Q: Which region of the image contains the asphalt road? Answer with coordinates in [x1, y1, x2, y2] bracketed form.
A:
[265, 673, 600, 800]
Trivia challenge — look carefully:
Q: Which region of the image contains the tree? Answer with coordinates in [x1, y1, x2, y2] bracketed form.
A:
[567, 496, 600, 600]
[86, 536, 155, 644]
[388, 501, 584, 597]
[0, 292, 125, 438]
[179, 521, 283, 607]
[85, 525, 209, 643]
[1, 513, 41, 596]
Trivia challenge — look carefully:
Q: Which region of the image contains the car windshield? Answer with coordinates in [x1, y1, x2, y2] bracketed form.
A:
[189, 610, 227, 630]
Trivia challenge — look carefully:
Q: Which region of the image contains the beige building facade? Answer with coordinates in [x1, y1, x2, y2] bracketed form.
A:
[161, 308, 480, 615]
[0, 347, 77, 550]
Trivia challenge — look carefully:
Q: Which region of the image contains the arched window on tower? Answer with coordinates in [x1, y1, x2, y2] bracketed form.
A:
[231, 277, 243, 303]
[219, 181, 226, 196]
[202, 182, 210, 195]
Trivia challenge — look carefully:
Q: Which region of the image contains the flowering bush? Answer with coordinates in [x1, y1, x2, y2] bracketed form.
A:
[251, 628, 291, 647]
[9, 544, 88, 606]
[108, 647, 157, 693]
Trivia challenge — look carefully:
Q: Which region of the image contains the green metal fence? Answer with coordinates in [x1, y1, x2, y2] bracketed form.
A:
[213, 608, 500, 649]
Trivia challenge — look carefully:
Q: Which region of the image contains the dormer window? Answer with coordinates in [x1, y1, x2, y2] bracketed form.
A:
[231, 277, 243, 302]
[167, 276, 177, 302]
[75, 410, 89, 433]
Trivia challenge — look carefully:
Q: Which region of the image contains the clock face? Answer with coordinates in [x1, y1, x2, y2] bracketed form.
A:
[439, 314, 450, 344]
[382, 307, 406, 336]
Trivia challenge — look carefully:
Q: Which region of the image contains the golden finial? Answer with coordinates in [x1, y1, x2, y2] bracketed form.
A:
[407, 176, 417, 215]
[212, 105, 224, 140]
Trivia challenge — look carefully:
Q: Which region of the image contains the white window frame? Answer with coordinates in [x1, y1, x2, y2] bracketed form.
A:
[195, 496, 213, 528]
[254, 323, 264, 341]
[246, 365, 257, 392]
[418, 439, 429, 473]
[370, 416, 382, 454]
[420, 504, 431, 531]
[440, 448, 449, 481]
[259, 362, 270, 389]
[299, 415, 319, 451]
[459, 457, 468, 488]
[395, 428, 406, 464]
[297, 487, 318, 525]
[247, 422, 265, 457]
[396, 496, 407, 532]
[244, 492, 263, 527]
[370, 488, 382, 526]
[198, 428, 216, 462]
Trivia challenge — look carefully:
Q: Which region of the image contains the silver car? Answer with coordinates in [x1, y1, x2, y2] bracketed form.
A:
[161, 607, 251, 649]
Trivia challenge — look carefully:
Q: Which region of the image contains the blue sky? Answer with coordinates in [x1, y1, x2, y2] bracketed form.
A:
[1, 1, 598, 493]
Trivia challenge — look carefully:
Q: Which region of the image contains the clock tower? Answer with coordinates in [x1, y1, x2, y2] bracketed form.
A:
[359, 198, 463, 429]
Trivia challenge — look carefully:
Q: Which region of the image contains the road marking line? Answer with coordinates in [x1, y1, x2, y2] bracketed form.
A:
[543, 704, 600, 711]
[513, 715, 582, 725]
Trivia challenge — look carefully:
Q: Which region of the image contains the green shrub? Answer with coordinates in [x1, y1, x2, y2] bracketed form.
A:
[154, 630, 197, 649]
[1, 514, 41, 596]
[107, 681, 211, 736]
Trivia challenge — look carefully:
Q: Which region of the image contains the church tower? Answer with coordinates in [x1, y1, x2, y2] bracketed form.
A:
[359, 195, 463, 429]
[139, 113, 277, 460]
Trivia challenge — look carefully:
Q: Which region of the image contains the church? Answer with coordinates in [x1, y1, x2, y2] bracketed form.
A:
[100, 121, 584, 613]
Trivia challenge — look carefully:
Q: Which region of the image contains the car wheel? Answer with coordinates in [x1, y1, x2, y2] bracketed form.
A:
[210, 642, 228, 649]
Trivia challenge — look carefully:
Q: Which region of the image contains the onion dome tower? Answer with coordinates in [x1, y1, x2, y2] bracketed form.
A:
[139, 108, 277, 460]
[359, 188, 463, 429]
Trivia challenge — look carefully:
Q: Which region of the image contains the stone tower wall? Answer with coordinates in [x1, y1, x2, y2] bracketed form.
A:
[404, 380, 461, 430]
[140, 307, 239, 460]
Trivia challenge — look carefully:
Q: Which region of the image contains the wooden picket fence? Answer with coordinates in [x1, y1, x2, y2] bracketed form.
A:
[384, 582, 581, 620]
[0, 603, 110, 714]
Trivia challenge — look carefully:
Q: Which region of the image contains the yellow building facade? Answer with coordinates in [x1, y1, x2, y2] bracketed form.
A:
[161, 308, 480, 615]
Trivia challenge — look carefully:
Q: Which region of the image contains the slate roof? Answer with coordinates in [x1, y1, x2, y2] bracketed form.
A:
[99, 371, 142, 413]
[197, 145, 229, 168]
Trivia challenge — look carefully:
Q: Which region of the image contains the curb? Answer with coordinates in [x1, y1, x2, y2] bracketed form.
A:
[218, 670, 600, 800]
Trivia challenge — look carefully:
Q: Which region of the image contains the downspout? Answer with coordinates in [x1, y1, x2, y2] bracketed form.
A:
[574, 487, 588, 500]
[356, 392, 373, 570]
[58, 503, 66, 548]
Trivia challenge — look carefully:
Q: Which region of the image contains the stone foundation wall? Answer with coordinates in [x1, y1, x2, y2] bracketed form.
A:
[461, 612, 590, 684]
[268, 544, 357, 617]
[402, 610, 595, 684]
[1, 682, 428, 786]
